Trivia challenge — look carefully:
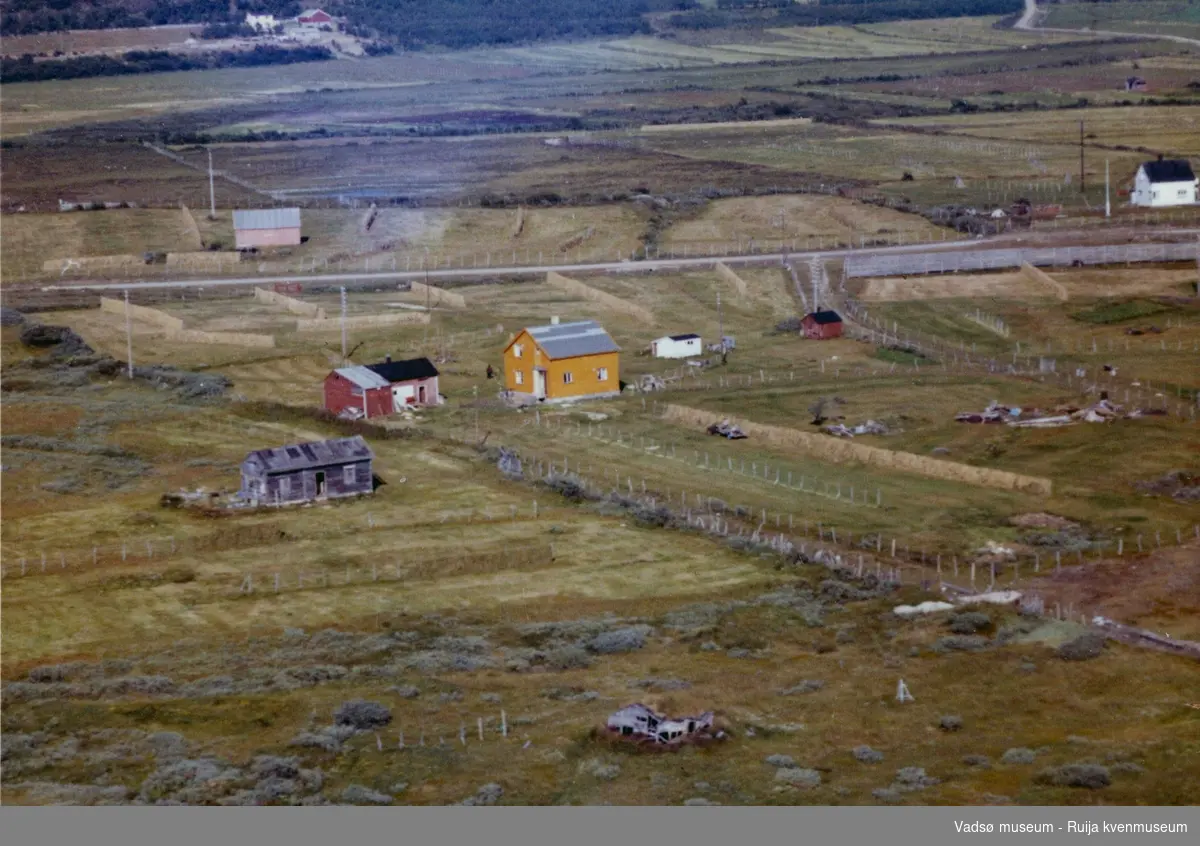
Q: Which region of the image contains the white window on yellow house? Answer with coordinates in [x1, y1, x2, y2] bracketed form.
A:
[513, 343, 523, 358]
[597, 367, 608, 381]
[563, 372, 573, 384]
[515, 370, 524, 385]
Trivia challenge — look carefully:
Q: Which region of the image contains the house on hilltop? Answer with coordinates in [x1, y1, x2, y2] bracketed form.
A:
[323, 356, 441, 419]
[503, 319, 620, 403]
[240, 436, 374, 505]
[1130, 157, 1198, 207]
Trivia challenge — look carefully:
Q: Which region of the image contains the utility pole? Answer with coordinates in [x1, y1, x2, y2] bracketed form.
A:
[1105, 158, 1111, 218]
[123, 289, 134, 379]
[716, 290, 723, 346]
[340, 286, 347, 359]
[207, 148, 216, 219]
[1079, 120, 1085, 195]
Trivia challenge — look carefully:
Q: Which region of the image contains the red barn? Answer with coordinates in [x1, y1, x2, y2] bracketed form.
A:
[801, 310, 844, 340]
[323, 357, 441, 420]
[298, 8, 334, 25]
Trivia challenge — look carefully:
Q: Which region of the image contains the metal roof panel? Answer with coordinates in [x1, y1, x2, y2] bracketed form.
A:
[233, 207, 302, 230]
[336, 365, 390, 390]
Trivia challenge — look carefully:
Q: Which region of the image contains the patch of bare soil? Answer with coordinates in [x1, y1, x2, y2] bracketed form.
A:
[1023, 541, 1200, 641]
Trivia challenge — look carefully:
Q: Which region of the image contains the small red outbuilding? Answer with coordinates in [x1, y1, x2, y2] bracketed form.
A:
[323, 357, 441, 420]
[298, 9, 335, 24]
[800, 310, 844, 340]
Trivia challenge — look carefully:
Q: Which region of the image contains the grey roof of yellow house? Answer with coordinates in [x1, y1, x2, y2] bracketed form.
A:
[526, 320, 619, 359]
[233, 208, 302, 230]
[243, 435, 373, 475]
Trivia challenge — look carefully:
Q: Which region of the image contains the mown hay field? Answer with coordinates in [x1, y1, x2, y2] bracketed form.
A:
[658, 195, 946, 251]
[882, 106, 1200, 158]
[633, 121, 1151, 185]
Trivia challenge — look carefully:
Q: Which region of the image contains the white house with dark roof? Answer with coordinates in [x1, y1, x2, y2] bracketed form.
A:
[651, 333, 702, 359]
[233, 207, 302, 249]
[1131, 157, 1198, 207]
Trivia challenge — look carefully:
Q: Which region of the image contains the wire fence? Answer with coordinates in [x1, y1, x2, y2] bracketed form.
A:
[845, 241, 1200, 278]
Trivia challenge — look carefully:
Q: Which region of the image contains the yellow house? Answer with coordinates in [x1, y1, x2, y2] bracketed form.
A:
[503, 319, 620, 403]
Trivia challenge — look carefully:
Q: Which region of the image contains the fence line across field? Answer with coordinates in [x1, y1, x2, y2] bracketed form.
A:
[845, 241, 1200, 278]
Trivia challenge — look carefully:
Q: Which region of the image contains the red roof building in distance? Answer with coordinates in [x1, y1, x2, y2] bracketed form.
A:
[298, 9, 335, 24]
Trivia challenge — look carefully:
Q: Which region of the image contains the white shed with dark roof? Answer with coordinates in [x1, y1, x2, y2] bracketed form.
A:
[652, 333, 702, 359]
[233, 207, 302, 250]
[239, 435, 374, 505]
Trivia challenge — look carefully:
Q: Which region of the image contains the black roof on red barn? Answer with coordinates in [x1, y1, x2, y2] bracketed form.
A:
[805, 310, 843, 325]
[366, 356, 439, 383]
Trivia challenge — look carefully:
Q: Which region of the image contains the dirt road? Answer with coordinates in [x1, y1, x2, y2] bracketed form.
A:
[1014, 0, 1200, 48]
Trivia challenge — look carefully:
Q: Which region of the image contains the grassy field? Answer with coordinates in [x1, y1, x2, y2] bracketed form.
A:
[4, 11, 1200, 807]
[4, 267, 1200, 804]
[657, 195, 946, 252]
[882, 106, 1200, 158]
[1042, 0, 1200, 40]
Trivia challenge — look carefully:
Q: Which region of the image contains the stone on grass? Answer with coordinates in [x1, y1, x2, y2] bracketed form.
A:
[872, 787, 902, 803]
[764, 754, 795, 768]
[962, 755, 991, 769]
[946, 612, 990, 635]
[1001, 748, 1037, 765]
[1056, 633, 1106, 662]
[774, 768, 821, 788]
[893, 767, 940, 791]
[938, 715, 963, 732]
[340, 784, 393, 805]
[853, 746, 884, 764]
[459, 783, 503, 806]
[780, 680, 824, 696]
[587, 625, 652, 655]
[934, 635, 989, 653]
[684, 797, 720, 806]
[333, 700, 392, 730]
[1034, 763, 1110, 789]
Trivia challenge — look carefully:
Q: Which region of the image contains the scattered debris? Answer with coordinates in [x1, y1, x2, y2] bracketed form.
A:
[1124, 325, 1163, 336]
[954, 591, 1022, 607]
[893, 601, 955, 618]
[706, 420, 747, 440]
[955, 400, 1021, 424]
[823, 420, 888, 438]
[603, 703, 724, 749]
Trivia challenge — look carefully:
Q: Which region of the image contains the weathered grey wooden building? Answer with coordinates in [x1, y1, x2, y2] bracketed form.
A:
[239, 435, 374, 505]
